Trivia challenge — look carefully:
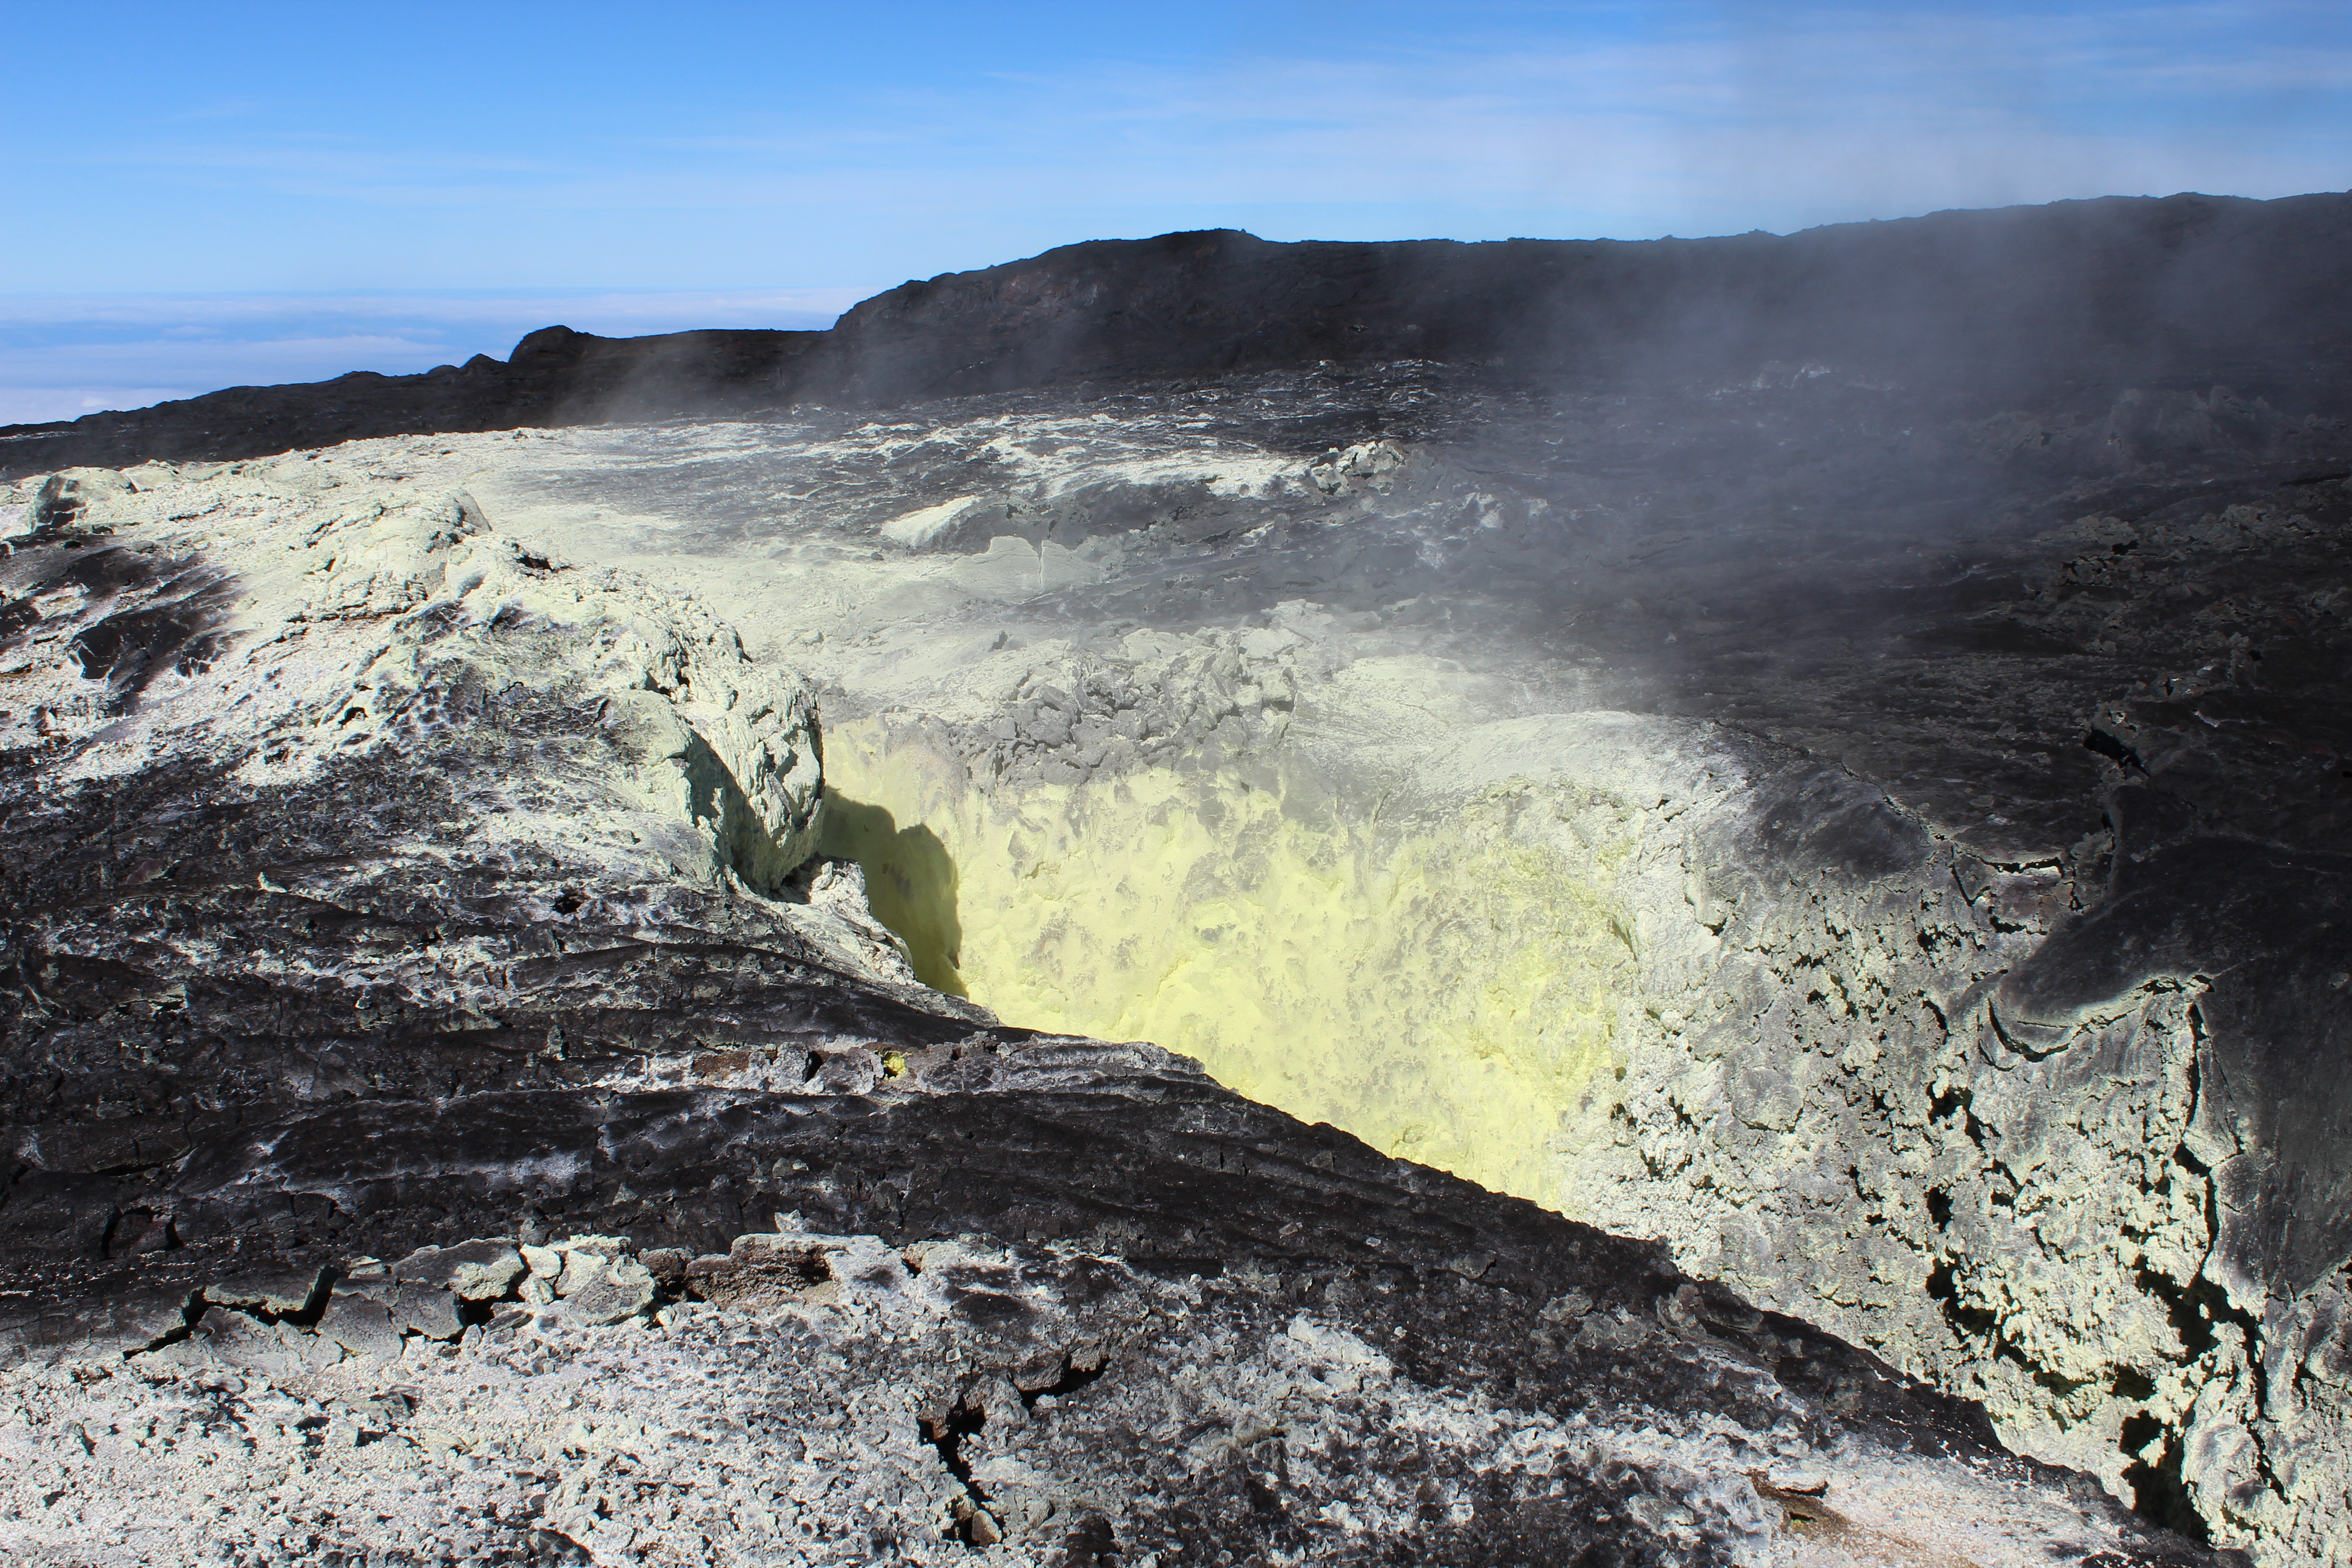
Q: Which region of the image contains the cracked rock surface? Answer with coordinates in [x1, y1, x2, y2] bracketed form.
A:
[1, 1214, 2208, 1568]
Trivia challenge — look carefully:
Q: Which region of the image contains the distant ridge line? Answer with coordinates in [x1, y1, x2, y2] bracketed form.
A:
[7, 190, 2352, 478]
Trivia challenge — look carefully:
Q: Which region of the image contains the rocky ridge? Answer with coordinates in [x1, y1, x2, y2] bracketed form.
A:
[7, 191, 2352, 478]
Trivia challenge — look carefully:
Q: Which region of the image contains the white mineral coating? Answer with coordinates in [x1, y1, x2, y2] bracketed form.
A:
[881, 492, 995, 548]
[20, 466, 137, 532]
[198, 1268, 325, 1318]
[0, 445, 923, 997]
[555, 1256, 658, 1328]
[0, 1227, 2173, 1568]
[5, 454, 824, 899]
[2, 401, 2336, 1559]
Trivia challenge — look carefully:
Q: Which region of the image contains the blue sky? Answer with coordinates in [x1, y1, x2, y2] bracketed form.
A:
[2, 1, 2346, 422]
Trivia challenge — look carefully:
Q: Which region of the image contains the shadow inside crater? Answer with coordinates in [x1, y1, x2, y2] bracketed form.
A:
[818, 790, 967, 996]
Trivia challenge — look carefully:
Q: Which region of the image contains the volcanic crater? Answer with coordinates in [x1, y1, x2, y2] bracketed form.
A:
[4, 193, 2351, 1566]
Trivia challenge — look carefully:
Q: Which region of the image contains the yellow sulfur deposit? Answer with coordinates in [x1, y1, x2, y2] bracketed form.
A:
[819, 719, 1641, 1210]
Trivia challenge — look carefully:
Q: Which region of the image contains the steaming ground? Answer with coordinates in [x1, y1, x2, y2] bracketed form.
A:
[5, 359, 2349, 1561]
[440, 380, 1791, 1204]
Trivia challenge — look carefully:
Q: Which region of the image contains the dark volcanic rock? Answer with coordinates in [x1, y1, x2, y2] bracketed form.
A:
[796, 192, 2352, 407]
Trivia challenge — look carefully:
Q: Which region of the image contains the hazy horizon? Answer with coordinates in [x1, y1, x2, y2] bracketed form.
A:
[5, 0, 2345, 422]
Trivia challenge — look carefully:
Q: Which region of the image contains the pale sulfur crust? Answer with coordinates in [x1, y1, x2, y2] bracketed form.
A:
[826, 721, 1640, 1210]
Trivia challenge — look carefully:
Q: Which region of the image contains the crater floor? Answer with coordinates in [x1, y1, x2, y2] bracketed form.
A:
[4, 343, 2349, 1564]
